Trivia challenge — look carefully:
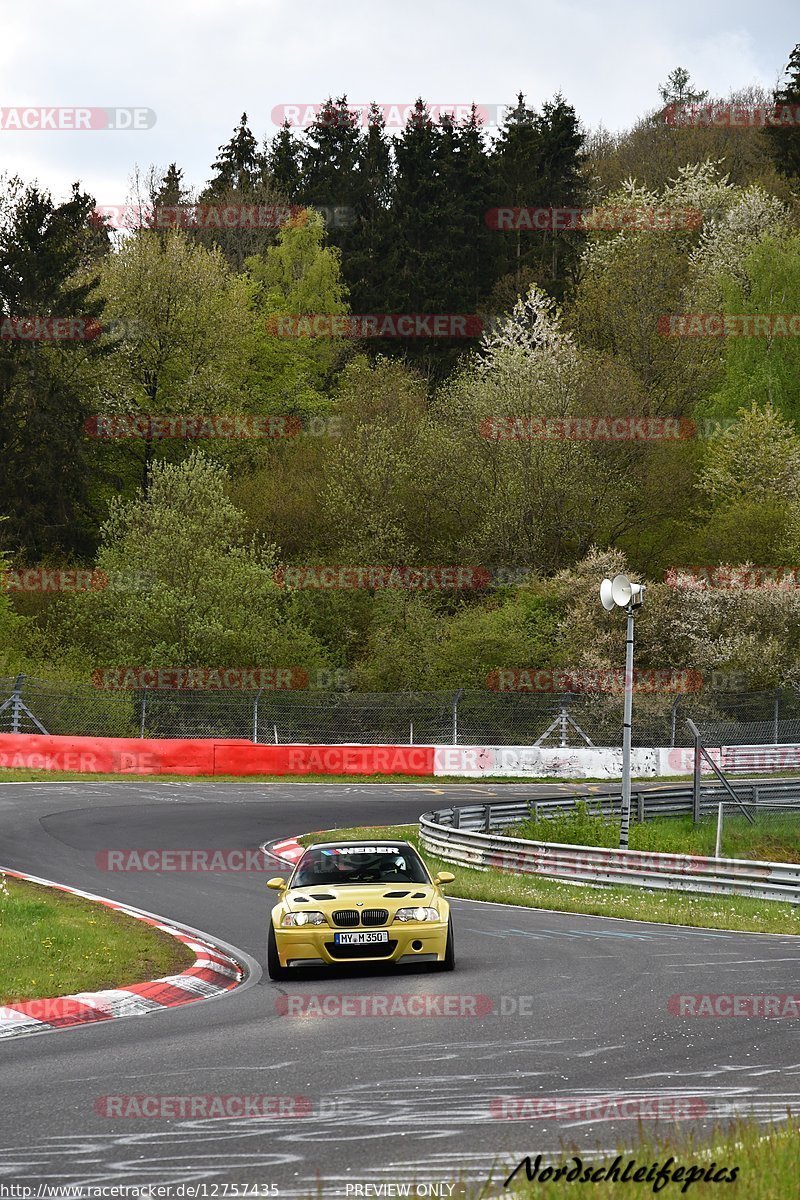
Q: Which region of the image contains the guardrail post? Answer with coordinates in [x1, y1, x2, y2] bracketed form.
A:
[636, 792, 644, 823]
[483, 805, 491, 832]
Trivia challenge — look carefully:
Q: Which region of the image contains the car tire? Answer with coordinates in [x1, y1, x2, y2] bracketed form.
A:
[437, 918, 455, 971]
[267, 924, 290, 981]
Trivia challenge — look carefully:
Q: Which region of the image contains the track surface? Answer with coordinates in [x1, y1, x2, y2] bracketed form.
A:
[1, 780, 798, 1194]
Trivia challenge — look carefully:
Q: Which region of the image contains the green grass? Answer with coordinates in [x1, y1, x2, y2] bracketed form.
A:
[296, 824, 800, 936]
[0, 767, 581, 784]
[0, 877, 194, 1004]
[511, 801, 800, 863]
[489, 1120, 800, 1199]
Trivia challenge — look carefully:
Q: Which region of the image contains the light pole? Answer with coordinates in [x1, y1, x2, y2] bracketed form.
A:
[600, 574, 645, 849]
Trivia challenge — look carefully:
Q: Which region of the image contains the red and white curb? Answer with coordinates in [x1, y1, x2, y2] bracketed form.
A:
[0, 866, 246, 1041]
[264, 837, 305, 865]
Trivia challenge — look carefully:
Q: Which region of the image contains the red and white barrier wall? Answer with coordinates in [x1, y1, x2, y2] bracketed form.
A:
[0, 734, 796, 778]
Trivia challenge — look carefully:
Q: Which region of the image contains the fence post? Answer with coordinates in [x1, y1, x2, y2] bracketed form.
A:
[409, 721, 414, 745]
[253, 687, 264, 744]
[692, 730, 702, 824]
[774, 689, 780, 745]
[715, 802, 723, 857]
[452, 688, 463, 745]
[670, 696, 680, 747]
[139, 688, 148, 738]
[10, 674, 25, 734]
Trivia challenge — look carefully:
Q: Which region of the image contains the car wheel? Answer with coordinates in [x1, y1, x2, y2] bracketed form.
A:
[437, 918, 455, 971]
[267, 923, 289, 981]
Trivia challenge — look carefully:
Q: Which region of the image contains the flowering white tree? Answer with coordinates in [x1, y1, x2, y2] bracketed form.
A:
[688, 186, 792, 305]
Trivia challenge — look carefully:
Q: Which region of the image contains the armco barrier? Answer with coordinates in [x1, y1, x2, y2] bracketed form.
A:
[419, 804, 800, 903]
[0, 734, 435, 776]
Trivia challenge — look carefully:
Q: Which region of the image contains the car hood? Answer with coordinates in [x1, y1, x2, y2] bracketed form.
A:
[283, 882, 438, 915]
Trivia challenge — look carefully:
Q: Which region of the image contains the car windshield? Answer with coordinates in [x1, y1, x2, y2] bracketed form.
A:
[292, 844, 430, 887]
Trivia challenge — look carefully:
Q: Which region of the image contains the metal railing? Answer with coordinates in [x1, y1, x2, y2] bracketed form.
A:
[2, 674, 800, 747]
[419, 782, 800, 904]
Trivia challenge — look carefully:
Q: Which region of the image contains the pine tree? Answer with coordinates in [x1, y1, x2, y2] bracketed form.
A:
[206, 113, 264, 195]
[347, 104, 394, 311]
[0, 182, 109, 558]
[766, 44, 800, 180]
[658, 67, 708, 109]
[490, 93, 586, 304]
[200, 116, 284, 269]
[269, 123, 302, 201]
[533, 94, 587, 298]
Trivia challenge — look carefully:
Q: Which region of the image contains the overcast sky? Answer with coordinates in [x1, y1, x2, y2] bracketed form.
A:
[1, 0, 797, 206]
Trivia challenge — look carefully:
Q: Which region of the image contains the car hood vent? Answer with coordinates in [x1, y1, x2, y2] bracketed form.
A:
[411, 892, 427, 898]
[309, 892, 336, 900]
[382, 890, 410, 898]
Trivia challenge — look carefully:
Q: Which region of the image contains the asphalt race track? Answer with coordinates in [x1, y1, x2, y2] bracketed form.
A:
[1, 780, 798, 1195]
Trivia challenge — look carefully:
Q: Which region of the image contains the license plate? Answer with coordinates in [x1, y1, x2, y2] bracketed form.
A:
[334, 931, 389, 945]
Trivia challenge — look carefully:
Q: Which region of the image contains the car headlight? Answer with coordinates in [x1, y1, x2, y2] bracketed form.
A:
[394, 906, 439, 922]
[281, 911, 327, 927]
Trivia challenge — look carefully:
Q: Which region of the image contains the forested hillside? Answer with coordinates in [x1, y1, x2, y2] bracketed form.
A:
[3, 52, 800, 698]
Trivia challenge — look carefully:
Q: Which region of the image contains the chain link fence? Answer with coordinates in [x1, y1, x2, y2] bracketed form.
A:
[698, 799, 800, 860]
[2, 674, 800, 746]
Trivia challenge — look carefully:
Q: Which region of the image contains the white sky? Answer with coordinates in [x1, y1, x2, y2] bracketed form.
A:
[0, 0, 796, 206]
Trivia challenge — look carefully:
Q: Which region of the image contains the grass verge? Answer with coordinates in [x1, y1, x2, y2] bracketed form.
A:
[512, 802, 800, 863]
[0, 876, 194, 1004]
[296, 824, 800, 936]
[0, 768, 590, 784]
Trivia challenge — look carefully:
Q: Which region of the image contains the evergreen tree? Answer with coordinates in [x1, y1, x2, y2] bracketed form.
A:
[269, 123, 302, 201]
[490, 93, 586, 304]
[766, 44, 800, 180]
[0, 181, 109, 558]
[200, 116, 284, 269]
[206, 113, 264, 195]
[346, 104, 394, 311]
[658, 67, 708, 109]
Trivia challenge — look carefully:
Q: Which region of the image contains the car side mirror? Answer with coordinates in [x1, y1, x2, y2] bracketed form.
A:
[435, 871, 455, 885]
[266, 877, 286, 890]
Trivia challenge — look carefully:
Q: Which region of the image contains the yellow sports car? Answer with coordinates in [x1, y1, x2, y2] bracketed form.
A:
[266, 840, 455, 979]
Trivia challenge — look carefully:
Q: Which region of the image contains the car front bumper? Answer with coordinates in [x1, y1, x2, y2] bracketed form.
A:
[273, 921, 449, 967]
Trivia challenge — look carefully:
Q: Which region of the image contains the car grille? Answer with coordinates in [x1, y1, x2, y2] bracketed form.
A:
[326, 940, 398, 960]
[361, 909, 389, 926]
[332, 908, 390, 927]
[332, 910, 360, 927]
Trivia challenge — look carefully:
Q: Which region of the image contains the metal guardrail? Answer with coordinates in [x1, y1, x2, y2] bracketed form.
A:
[419, 783, 800, 904]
